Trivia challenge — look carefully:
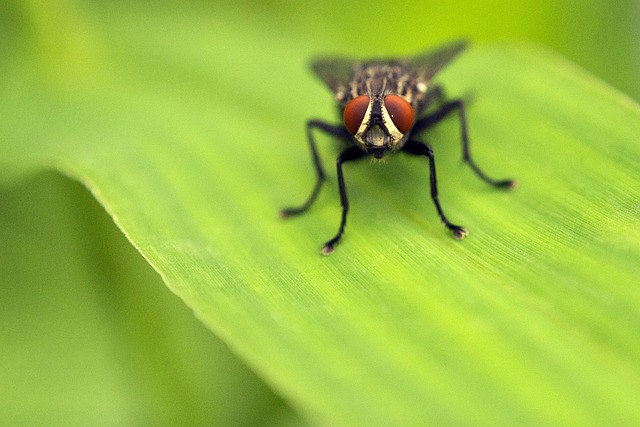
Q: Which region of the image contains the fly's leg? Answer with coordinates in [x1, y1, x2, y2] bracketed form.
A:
[413, 99, 516, 189]
[402, 140, 468, 239]
[280, 120, 351, 217]
[321, 146, 367, 255]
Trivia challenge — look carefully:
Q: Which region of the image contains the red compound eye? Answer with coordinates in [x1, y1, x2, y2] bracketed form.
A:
[343, 95, 370, 135]
[384, 95, 414, 134]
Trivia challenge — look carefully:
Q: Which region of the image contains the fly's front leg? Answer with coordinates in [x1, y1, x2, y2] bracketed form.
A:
[321, 146, 367, 255]
[402, 140, 468, 239]
[280, 120, 350, 217]
[413, 99, 516, 189]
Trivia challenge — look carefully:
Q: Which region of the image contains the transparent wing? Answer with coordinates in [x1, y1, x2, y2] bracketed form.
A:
[310, 57, 358, 95]
[405, 40, 468, 82]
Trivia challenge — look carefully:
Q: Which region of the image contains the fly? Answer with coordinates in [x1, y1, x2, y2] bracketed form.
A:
[281, 41, 516, 255]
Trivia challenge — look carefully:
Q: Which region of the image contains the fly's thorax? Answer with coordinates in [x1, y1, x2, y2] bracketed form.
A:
[343, 93, 414, 157]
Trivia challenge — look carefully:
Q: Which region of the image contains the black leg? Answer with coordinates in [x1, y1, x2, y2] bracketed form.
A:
[322, 146, 368, 255]
[280, 120, 351, 217]
[412, 99, 516, 189]
[402, 140, 468, 239]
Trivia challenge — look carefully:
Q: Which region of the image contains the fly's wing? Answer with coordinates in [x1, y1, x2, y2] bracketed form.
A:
[310, 57, 358, 107]
[405, 40, 467, 84]
[399, 40, 467, 112]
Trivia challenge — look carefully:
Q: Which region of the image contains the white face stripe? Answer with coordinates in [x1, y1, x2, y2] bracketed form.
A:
[354, 98, 373, 138]
[380, 97, 405, 148]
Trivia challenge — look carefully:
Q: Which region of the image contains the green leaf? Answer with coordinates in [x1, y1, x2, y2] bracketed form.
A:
[2, 2, 640, 426]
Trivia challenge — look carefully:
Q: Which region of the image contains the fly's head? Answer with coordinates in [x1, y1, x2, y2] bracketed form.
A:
[342, 93, 414, 159]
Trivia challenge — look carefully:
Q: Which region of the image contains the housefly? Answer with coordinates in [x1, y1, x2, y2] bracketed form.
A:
[281, 41, 516, 255]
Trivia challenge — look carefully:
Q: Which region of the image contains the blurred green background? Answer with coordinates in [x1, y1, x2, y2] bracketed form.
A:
[2, 0, 639, 99]
[1, 0, 638, 425]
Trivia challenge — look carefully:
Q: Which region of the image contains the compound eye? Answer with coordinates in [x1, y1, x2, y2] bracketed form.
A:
[384, 94, 414, 134]
[343, 95, 370, 135]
